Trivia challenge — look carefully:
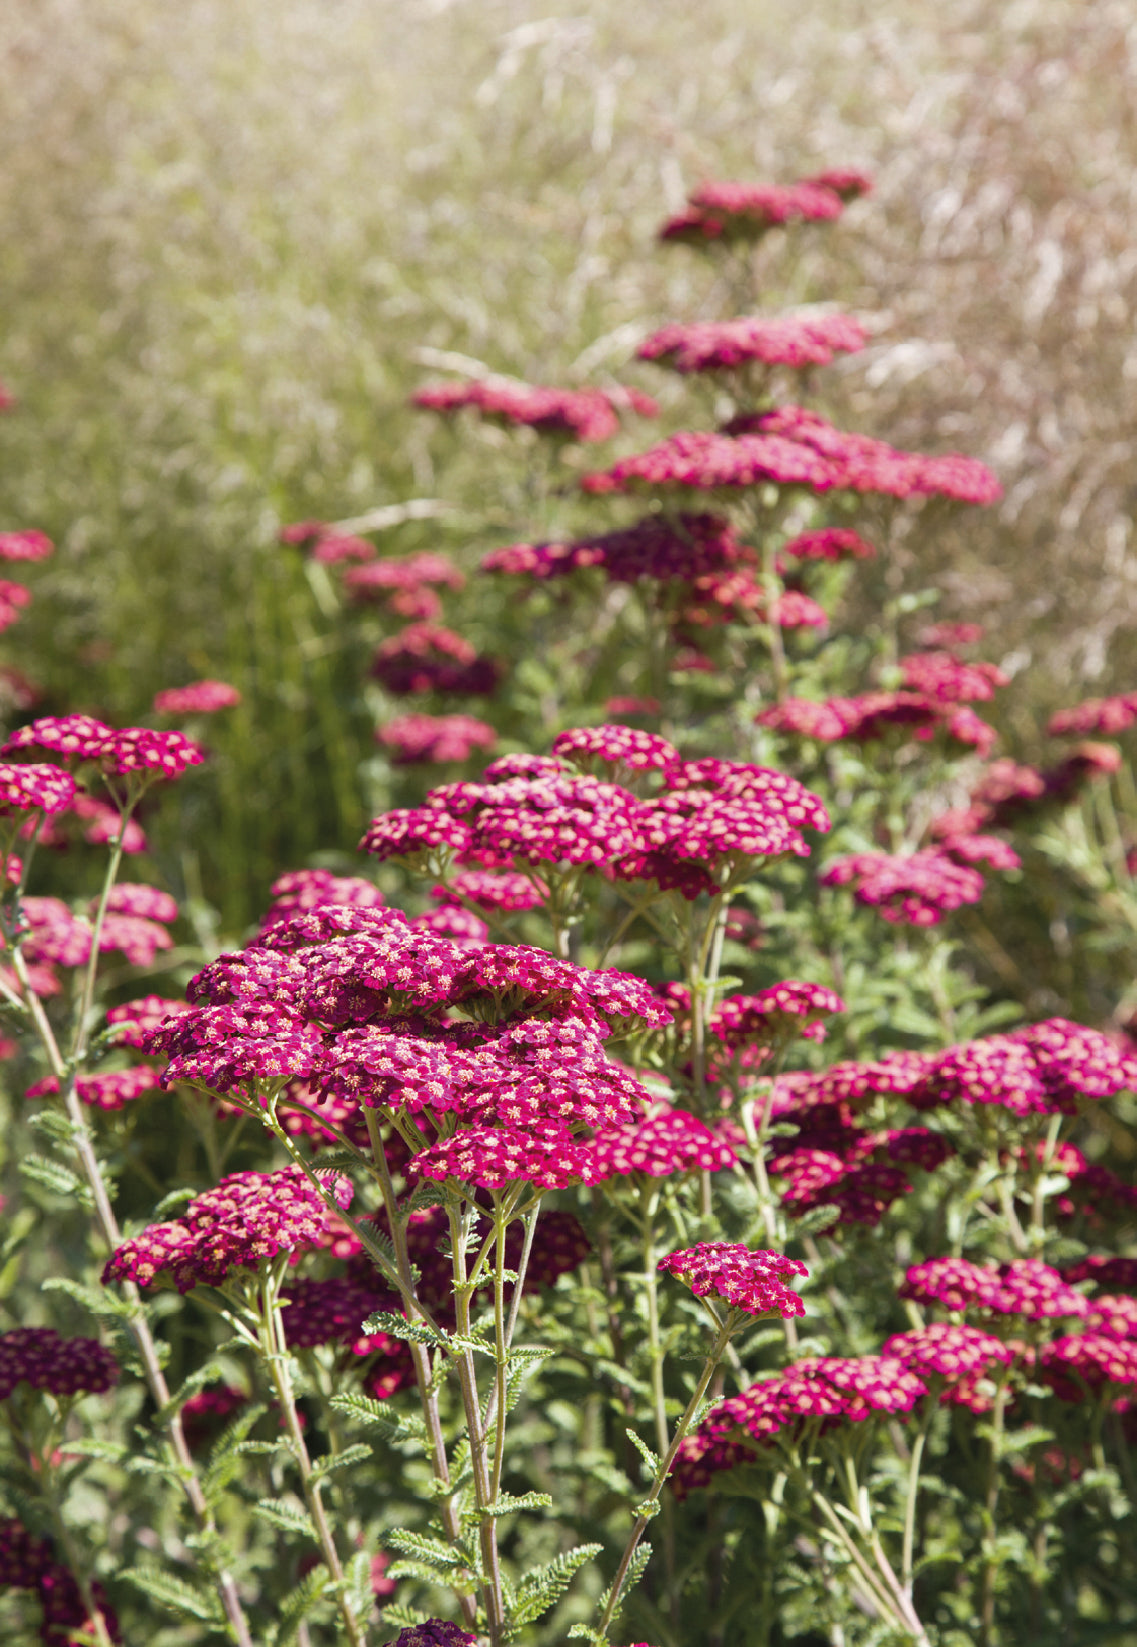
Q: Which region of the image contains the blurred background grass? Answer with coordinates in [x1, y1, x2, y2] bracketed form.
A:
[1, 0, 1135, 928]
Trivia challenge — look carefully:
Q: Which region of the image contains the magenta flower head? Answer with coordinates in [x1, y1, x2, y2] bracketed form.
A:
[152, 680, 241, 715]
[99, 727, 205, 781]
[0, 1328, 119, 1400]
[0, 762, 76, 816]
[659, 1242, 807, 1318]
[387, 1622, 478, 1647]
[710, 981, 844, 1047]
[3, 714, 114, 762]
[0, 529, 53, 561]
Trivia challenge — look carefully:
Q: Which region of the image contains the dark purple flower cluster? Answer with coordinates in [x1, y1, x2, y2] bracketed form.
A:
[387, 1621, 478, 1647]
[482, 512, 750, 585]
[0, 1519, 120, 1646]
[102, 1167, 354, 1292]
[582, 405, 1002, 505]
[0, 1328, 119, 1400]
[370, 623, 500, 697]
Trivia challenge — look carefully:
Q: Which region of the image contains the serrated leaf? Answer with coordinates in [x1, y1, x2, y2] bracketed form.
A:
[20, 1154, 88, 1202]
[790, 1203, 840, 1236]
[272, 1563, 332, 1645]
[511, 1542, 603, 1627]
[597, 1540, 652, 1624]
[361, 1310, 441, 1346]
[310, 1443, 373, 1481]
[386, 1528, 467, 1571]
[344, 1549, 375, 1619]
[382, 1604, 432, 1630]
[149, 1186, 198, 1219]
[254, 1497, 317, 1537]
[480, 1490, 552, 1517]
[61, 1438, 128, 1463]
[329, 1392, 426, 1445]
[121, 1566, 222, 1622]
[42, 1276, 136, 1320]
[624, 1428, 661, 1479]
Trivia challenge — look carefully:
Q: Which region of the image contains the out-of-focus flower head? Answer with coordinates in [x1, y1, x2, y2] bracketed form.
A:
[412, 376, 657, 443]
[377, 713, 497, 766]
[153, 680, 241, 715]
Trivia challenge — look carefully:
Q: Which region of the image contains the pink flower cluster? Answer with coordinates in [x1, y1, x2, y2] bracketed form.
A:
[1048, 693, 1137, 737]
[658, 1242, 807, 1318]
[582, 405, 1002, 506]
[102, 1167, 354, 1292]
[821, 849, 988, 926]
[672, 1354, 923, 1496]
[0, 1328, 119, 1400]
[431, 871, 543, 913]
[1065, 1255, 1137, 1290]
[765, 1017, 1137, 1123]
[152, 679, 241, 715]
[141, 909, 668, 1191]
[344, 551, 465, 619]
[778, 527, 876, 563]
[1040, 1334, 1137, 1400]
[17, 895, 174, 969]
[710, 982, 845, 1047]
[362, 736, 829, 899]
[0, 579, 31, 634]
[659, 171, 871, 245]
[637, 314, 868, 374]
[0, 762, 76, 816]
[3, 717, 205, 780]
[483, 511, 750, 585]
[882, 1322, 1014, 1405]
[259, 869, 386, 932]
[0, 529, 53, 562]
[98, 882, 178, 923]
[26, 1066, 161, 1110]
[899, 651, 1008, 703]
[901, 1257, 1089, 1320]
[757, 688, 996, 756]
[371, 623, 500, 697]
[377, 713, 497, 765]
[586, 1107, 738, 1179]
[412, 377, 657, 443]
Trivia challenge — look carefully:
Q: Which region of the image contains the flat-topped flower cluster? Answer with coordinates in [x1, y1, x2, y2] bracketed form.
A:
[362, 725, 829, 900]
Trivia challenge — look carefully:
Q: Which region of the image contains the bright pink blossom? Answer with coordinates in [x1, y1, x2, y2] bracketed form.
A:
[0, 530, 53, 562]
[659, 1242, 807, 1318]
[152, 680, 241, 714]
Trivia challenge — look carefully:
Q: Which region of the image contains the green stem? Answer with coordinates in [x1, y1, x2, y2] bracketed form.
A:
[446, 1199, 505, 1645]
[258, 1268, 367, 1647]
[595, 1316, 734, 1642]
[11, 948, 253, 1647]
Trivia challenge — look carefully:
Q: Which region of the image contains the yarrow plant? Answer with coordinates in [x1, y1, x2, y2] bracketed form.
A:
[2, 152, 1137, 1647]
